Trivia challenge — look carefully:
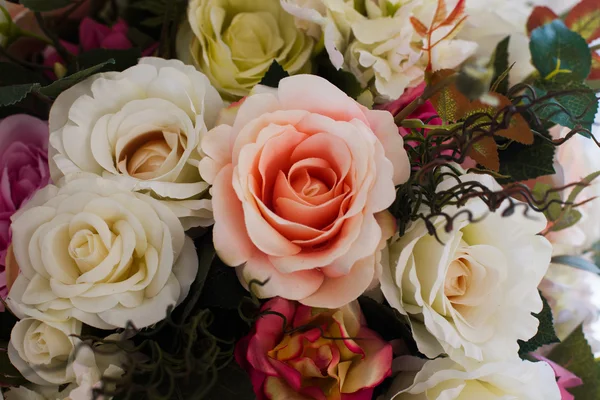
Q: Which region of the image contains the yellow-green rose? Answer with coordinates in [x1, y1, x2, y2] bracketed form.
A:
[177, 0, 314, 100]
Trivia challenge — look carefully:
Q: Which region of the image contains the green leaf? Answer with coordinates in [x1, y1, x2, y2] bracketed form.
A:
[550, 209, 582, 231]
[530, 20, 592, 81]
[259, 60, 290, 88]
[498, 131, 555, 182]
[0, 83, 41, 107]
[532, 182, 562, 221]
[179, 234, 216, 321]
[69, 49, 141, 74]
[548, 325, 597, 399]
[315, 53, 364, 99]
[534, 79, 598, 131]
[551, 255, 600, 274]
[0, 344, 27, 386]
[199, 258, 248, 310]
[518, 292, 559, 355]
[490, 36, 510, 95]
[40, 59, 115, 98]
[204, 361, 255, 400]
[567, 170, 600, 205]
[19, 0, 72, 12]
[0, 63, 44, 85]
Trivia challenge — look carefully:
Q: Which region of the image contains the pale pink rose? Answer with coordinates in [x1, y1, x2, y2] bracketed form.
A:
[199, 75, 410, 308]
[235, 297, 392, 400]
[0, 115, 49, 308]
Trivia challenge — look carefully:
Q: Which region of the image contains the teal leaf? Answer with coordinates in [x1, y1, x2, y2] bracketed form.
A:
[530, 20, 592, 81]
[551, 255, 600, 274]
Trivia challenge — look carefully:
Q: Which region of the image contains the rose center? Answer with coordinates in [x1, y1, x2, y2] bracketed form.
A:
[117, 130, 184, 180]
[445, 258, 471, 299]
[68, 230, 110, 274]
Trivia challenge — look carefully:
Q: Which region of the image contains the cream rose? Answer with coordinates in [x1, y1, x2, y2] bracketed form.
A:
[48, 57, 223, 230]
[199, 74, 409, 308]
[6, 334, 126, 400]
[7, 176, 198, 329]
[176, 0, 314, 100]
[281, 0, 477, 101]
[381, 173, 552, 362]
[385, 357, 560, 400]
[8, 318, 81, 386]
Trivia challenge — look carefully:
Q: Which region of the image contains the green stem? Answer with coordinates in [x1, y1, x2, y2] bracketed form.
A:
[18, 28, 53, 46]
[394, 73, 457, 124]
[400, 119, 462, 130]
[590, 43, 600, 52]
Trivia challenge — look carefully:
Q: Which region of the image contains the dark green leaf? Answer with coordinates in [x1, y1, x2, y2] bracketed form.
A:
[69, 49, 141, 74]
[490, 36, 510, 95]
[19, 0, 72, 12]
[358, 297, 419, 354]
[259, 60, 290, 88]
[180, 234, 216, 321]
[0, 83, 41, 107]
[518, 293, 559, 355]
[204, 361, 254, 400]
[552, 255, 600, 274]
[40, 59, 115, 98]
[0, 344, 28, 386]
[498, 131, 555, 182]
[533, 79, 598, 131]
[530, 20, 592, 81]
[315, 52, 364, 99]
[199, 258, 248, 310]
[0, 63, 45, 85]
[548, 325, 597, 399]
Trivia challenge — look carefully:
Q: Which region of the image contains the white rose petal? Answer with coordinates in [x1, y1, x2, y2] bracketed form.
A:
[381, 173, 552, 363]
[7, 176, 198, 329]
[386, 357, 561, 400]
[8, 318, 81, 386]
[48, 57, 224, 229]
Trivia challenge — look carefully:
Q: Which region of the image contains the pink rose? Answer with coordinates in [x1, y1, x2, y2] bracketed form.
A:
[0, 115, 49, 307]
[200, 75, 409, 308]
[377, 83, 442, 137]
[43, 18, 158, 77]
[235, 297, 392, 400]
[532, 356, 583, 400]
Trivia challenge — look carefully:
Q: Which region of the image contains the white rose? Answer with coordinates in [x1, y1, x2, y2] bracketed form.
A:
[5, 335, 126, 400]
[385, 357, 560, 400]
[176, 0, 314, 100]
[546, 126, 600, 255]
[7, 176, 198, 329]
[381, 173, 552, 362]
[281, 0, 477, 101]
[48, 57, 224, 230]
[8, 318, 81, 386]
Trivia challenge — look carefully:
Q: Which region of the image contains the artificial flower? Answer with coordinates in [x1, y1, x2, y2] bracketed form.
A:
[48, 57, 223, 229]
[380, 172, 552, 362]
[235, 297, 392, 400]
[199, 74, 409, 308]
[43, 18, 158, 79]
[6, 334, 126, 400]
[176, 0, 314, 100]
[8, 318, 81, 385]
[0, 115, 50, 310]
[377, 82, 441, 137]
[385, 356, 561, 400]
[545, 126, 600, 255]
[539, 263, 600, 343]
[7, 175, 198, 330]
[531, 355, 583, 400]
[281, 0, 477, 101]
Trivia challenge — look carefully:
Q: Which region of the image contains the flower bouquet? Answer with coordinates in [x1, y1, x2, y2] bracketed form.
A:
[0, 0, 599, 399]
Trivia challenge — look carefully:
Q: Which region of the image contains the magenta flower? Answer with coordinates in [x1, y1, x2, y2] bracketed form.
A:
[43, 17, 158, 77]
[0, 115, 50, 309]
[235, 297, 392, 400]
